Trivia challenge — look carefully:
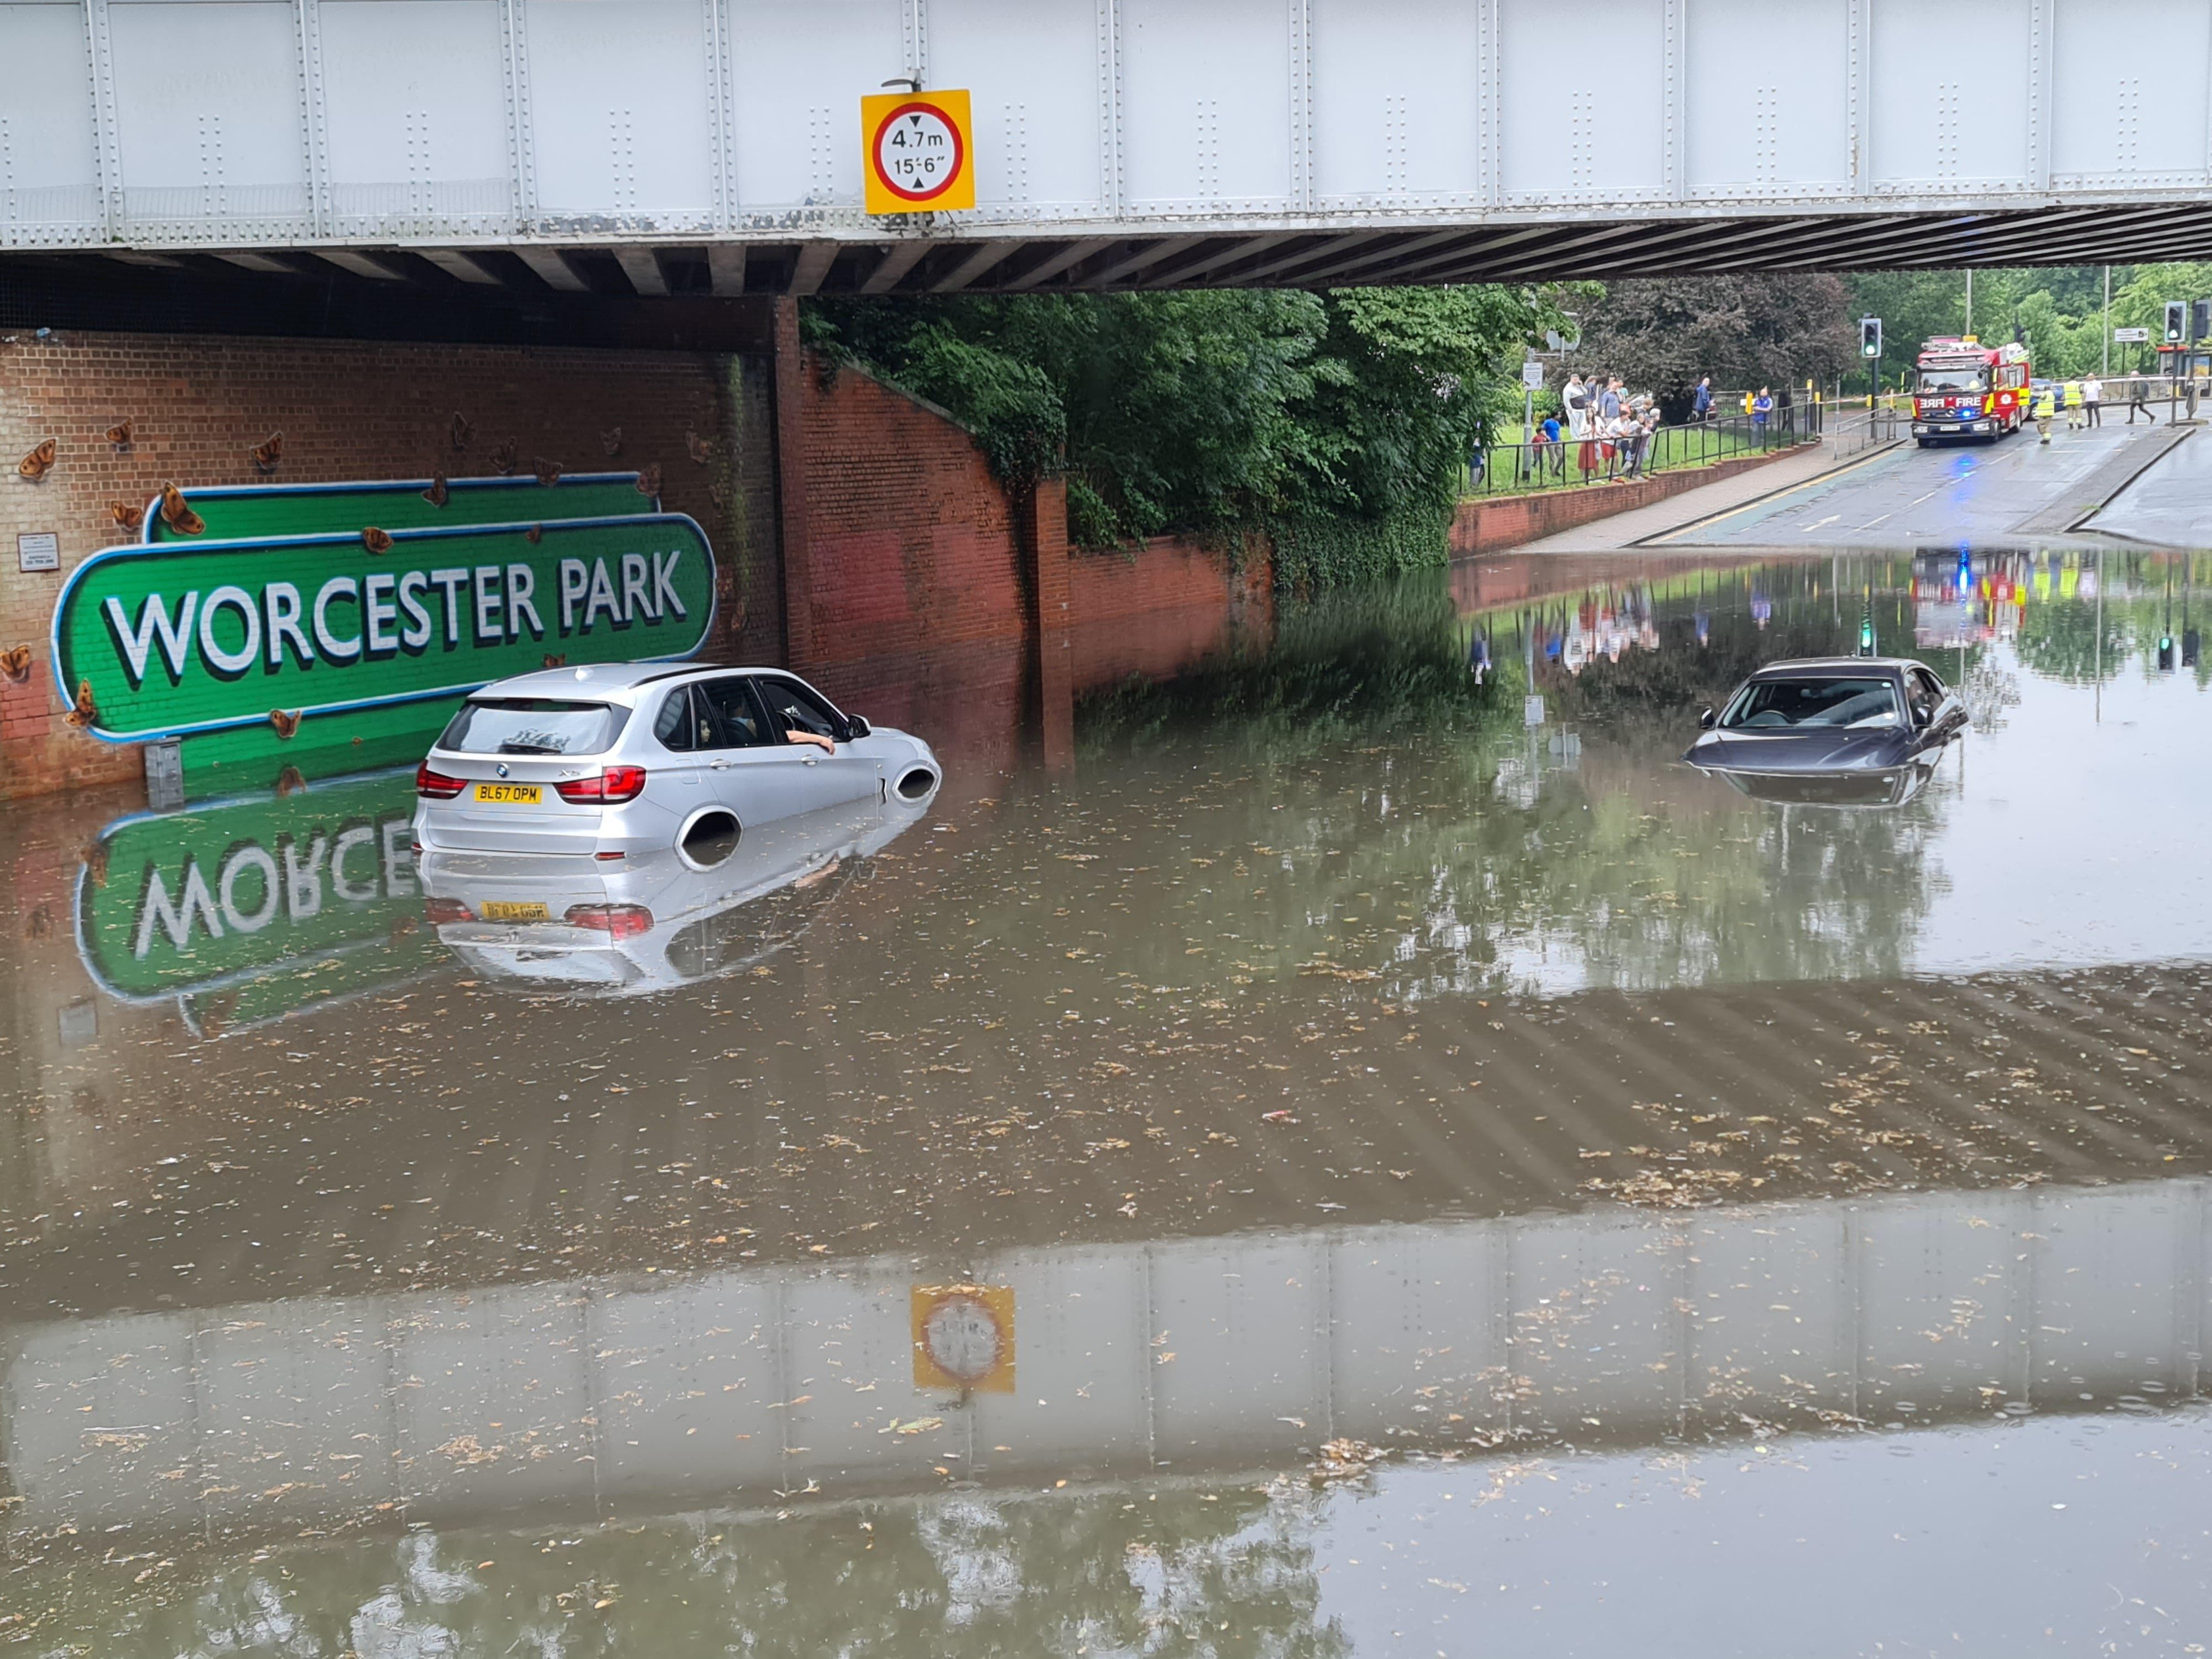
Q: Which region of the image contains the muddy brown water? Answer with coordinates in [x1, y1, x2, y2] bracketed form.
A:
[3, 549, 2209, 1654]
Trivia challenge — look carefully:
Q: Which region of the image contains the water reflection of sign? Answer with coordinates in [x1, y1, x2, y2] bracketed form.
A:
[53, 514, 714, 743]
[77, 767, 445, 1019]
[911, 1284, 1014, 1393]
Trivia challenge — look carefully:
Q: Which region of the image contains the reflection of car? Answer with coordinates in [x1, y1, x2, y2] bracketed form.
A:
[420, 792, 924, 994]
[413, 664, 941, 870]
[1712, 764, 1934, 808]
[1683, 656, 1968, 776]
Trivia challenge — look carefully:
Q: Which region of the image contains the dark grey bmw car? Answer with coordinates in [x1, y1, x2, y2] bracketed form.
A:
[1683, 656, 1969, 776]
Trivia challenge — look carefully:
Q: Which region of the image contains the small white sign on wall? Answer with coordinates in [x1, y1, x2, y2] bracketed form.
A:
[18, 531, 59, 572]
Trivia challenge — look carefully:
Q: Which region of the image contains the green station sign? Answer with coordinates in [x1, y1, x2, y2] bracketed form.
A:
[77, 768, 445, 1015]
[140, 472, 651, 544]
[53, 513, 714, 743]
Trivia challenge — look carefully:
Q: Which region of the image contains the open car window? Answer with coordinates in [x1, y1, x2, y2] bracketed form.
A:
[1720, 677, 1902, 731]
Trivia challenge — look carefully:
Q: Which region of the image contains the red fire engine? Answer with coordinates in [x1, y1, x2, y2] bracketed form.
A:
[1911, 338, 2031, 445]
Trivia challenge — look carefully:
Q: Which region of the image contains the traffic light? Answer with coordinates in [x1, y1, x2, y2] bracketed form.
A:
[2166, 300, 2188, 343]
[2158, 634, 2176, 671]
[1857, 602, 1876, 656]
[2185, 629, 2202, 669]
[2194, 299, 2211, 342]
[1859, 317, 1882, 358]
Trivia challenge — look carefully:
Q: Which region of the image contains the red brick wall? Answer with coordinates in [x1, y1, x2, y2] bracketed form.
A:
[0, 331, 774, 800]
[1067, 535, 1272, 690]
[796, 356, 1028, 665]
[1446, 446, 1802, 557]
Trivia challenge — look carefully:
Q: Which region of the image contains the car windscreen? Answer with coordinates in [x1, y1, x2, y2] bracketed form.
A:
[1719, 677, 1902, 731]
[1917, 367, 1989, 395]
[439, 698, 628, 755]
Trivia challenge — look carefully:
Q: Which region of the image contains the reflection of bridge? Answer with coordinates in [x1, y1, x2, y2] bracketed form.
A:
[8, 1176, 2206, 1540]
[6, 0, 2212, 305]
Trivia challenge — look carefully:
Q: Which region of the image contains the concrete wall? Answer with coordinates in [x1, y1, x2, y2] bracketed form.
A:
[0, 331, 778, 800]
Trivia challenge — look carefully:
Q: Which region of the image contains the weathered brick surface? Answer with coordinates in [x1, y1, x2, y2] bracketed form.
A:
[797, 356, 1026, 665]
[1446, 447, 1803, 556]
[0, 330, 776, 799]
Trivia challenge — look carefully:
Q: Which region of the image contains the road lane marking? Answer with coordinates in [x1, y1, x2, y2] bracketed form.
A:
[1800, 514, 1841, 531]
[1857, 514, 1891, 529]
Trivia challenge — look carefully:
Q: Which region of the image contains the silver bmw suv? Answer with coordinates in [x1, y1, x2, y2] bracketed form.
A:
[413, 662, 941, 873]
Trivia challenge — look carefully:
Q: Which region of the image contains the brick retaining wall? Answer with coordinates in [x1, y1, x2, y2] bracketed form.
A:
[1447, 445, 1812, 557]
[0, 330, 775, 800]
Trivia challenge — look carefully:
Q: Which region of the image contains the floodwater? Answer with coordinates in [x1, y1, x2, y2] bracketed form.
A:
[3, 547, 2210, 1655]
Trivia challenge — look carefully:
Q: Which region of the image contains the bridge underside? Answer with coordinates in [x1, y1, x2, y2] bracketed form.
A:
[7, 201, 2209, 348]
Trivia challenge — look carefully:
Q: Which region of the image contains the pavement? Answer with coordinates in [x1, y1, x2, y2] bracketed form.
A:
[2088, 424, 2211, 544]
[1504, 439, 1871, 554]
[1507, 414, 2203, 553]
[1650, 415, 2193, 549]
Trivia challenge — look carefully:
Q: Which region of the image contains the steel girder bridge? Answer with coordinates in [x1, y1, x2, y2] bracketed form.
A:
[1, 0, 2210, 317]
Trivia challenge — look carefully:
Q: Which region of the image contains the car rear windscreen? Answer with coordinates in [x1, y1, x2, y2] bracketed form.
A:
[439, 698, 628, 755]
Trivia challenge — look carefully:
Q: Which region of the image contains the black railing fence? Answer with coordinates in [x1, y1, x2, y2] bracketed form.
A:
[1464, 404, 1824, 498]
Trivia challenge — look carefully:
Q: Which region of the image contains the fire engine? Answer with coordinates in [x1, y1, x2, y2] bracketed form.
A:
[1911, 338, 2031, 445]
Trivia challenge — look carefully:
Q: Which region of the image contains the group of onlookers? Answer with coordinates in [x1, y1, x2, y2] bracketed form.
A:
[1535, 373, 1665, 482]
[1496, 370, 1793, 489]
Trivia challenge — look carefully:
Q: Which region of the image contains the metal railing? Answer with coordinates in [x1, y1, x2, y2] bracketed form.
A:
[1464, 405, 1822, 498]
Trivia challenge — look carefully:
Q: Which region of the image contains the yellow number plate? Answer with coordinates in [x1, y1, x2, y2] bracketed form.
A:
[479, 900, 551, 922]
[473, 782, 542, 805]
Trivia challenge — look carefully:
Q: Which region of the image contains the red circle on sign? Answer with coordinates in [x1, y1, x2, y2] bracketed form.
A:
[870, 100, 966, 204]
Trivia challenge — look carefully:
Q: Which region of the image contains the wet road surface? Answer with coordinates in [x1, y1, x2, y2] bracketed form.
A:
[1663, 420, 2192, 547]
[3, 547, 2210, 1654]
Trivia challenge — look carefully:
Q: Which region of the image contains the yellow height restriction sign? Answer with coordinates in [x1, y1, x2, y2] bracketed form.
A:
[862, 89, 975, 215]
[911, 1282, 1014, 1392]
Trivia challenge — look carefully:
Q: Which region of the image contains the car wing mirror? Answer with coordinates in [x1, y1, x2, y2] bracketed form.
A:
[1697, 706, 1717, 729]
[844, 715, 870, 740]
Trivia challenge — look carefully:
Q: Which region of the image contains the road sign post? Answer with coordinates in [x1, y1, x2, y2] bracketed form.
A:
[861, 90, 975, 215]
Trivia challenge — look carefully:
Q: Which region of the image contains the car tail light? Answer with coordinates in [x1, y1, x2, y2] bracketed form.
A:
[423, 896, 474, 925]
[564, 902, 654, 938]
[555, 765, 646, 804]
[416, 763, 467, 800]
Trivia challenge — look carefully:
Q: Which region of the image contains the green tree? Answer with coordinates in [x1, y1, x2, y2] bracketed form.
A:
[1564, 274, 1856, 414]
[805, 284, 1565, 568]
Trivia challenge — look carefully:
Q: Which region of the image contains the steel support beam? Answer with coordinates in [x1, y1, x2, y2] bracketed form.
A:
[708, 244, 747, 296]
[1138, 233, 1296, 288]
[1000, 239, 1112, 291]
[316, 251, 408, 281]
[613, 247, 670, 295]
[1073, 234, 1207, 289]
[787, 241, 836, 297]
[516, 248, 589, 291]
[931, 238, 1023, 293]
[422, 249, 504, 286]
[859, 240, 931, 295]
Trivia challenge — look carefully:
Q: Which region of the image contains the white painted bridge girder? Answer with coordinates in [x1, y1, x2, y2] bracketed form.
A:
[1, 0, 2208, 270]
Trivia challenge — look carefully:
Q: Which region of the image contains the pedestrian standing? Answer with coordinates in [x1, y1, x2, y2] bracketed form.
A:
[2033, 382, 2057, 443]
[1540, 411, 1564, 477]
[1751, 387, 1773, 436]
[2063, 379, 2084, 429]
[1563, 374, 1588, 439]
[2083, 374, 2103, 427]
[1599, 377, 1623, 425]
[1692, 375, 1714, 422]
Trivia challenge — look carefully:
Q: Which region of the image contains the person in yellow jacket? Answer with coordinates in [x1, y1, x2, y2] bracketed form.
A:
[2033, 383, 2058, 444]
[2063, 379, 2085, 430]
